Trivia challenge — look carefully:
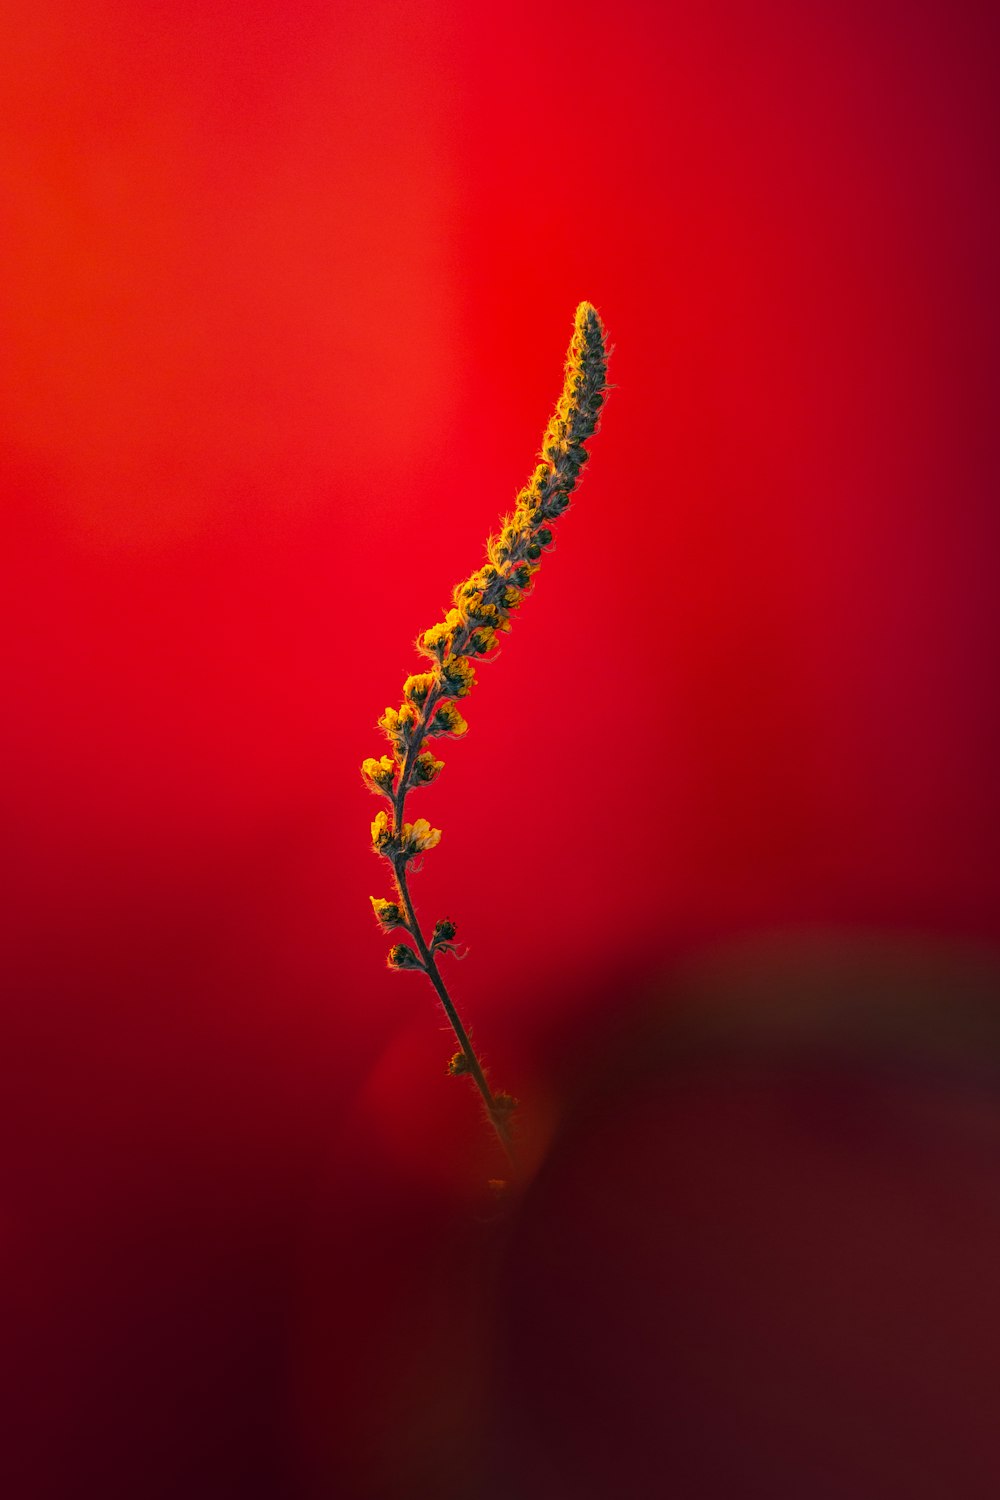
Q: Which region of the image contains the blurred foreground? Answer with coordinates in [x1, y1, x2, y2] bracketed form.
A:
[240, 932, 1000, 1497]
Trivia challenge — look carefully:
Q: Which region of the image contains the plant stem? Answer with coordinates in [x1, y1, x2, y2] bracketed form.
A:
[392, 860, 517, 1175]
[390, 700, 517, 1176]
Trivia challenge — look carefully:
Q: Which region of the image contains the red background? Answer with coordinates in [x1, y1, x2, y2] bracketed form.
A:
[4, 1, 1000, 1496]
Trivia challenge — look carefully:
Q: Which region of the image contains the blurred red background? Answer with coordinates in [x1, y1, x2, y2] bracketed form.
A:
[4, 1, 999, 1495]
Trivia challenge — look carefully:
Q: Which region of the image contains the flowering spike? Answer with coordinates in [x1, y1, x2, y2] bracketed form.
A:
[365, 302, 611, 1177]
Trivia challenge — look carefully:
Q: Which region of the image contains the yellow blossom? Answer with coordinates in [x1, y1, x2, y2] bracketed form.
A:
[370, 809, 395, 852]
[427, 702, 468, 738]
[403, 672, 435, 706]
[379, 703, 420, 754]
[360, 755, 395, 796]
[420, 621, 453, 658]
[402, 818, 441, 854]
[440, 655, 476, 697]
[466, 626, 498, 656]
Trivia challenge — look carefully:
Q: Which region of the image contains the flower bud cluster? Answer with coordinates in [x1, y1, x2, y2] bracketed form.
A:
[369, 811, 441, 860]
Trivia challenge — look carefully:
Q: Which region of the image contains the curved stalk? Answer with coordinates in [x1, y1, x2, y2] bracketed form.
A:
[392, 853, 517, 1174]
[366, 302, 610, 1183]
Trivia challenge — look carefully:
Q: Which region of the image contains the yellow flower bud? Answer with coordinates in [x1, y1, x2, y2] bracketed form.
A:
[370, 896, 407, 931]
[387, 943, 423, 971]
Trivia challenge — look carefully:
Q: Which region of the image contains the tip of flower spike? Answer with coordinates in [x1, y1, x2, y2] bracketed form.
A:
[573, 301, 607, 353]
